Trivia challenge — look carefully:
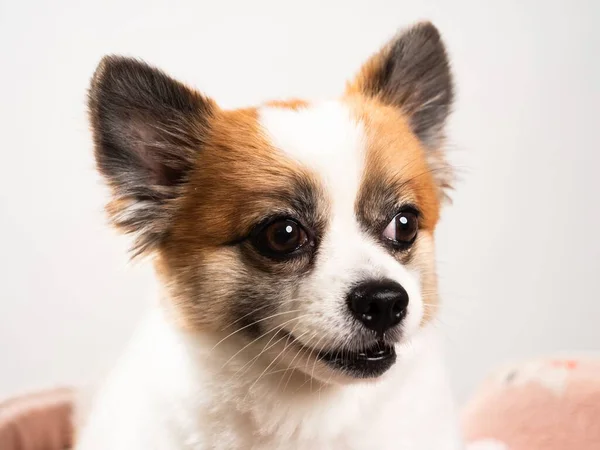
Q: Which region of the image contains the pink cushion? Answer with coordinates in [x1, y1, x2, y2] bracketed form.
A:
[462, 356, 600, 449]
[0, 387, 74, 450]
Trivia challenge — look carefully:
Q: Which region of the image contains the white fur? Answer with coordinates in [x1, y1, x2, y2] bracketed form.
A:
[77, 101, 461, 449]
[76, 306, 461, 450]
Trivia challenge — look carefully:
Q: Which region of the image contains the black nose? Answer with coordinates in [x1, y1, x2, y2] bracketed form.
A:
[347, 280, 409, 335]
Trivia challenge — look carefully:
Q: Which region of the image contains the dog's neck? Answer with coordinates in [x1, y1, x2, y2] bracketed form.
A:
[78, 298, 460, 449]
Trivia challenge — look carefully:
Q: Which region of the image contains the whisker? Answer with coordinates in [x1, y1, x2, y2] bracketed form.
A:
[220, 298, 293, 331]
[210, 309, 303, 353]
[232, 332, 291, 383]
[307, 334, 328, 394]
[282, 332, 318, 394]
[244, 333, 299, 402]
[220, 314, 308, 369]
[231, 314, 313, 381]
[274, 328, 312, 392]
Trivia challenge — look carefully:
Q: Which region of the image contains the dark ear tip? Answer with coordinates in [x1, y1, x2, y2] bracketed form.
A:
[89, 55, 123, 103]
[90, 55, 146, 91]
[91, 55, 119, 86]
[398, 21, 445, 49]
[409, 21, 441, 36]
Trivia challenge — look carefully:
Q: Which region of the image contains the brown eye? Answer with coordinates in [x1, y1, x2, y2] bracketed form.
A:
[382, 211, 418, 246]
[252, 219, 309, 257]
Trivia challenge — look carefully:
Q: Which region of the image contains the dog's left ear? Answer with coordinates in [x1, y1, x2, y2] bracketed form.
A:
[347, 22, 454, 196]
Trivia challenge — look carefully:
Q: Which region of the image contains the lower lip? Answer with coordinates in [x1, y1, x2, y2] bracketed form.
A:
[318, 341, 397, 378]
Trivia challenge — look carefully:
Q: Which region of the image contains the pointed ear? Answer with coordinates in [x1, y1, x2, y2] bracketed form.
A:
[348, 22, 454, 150]
[88, 56, 216, 256]
[347, 22, 455, 199]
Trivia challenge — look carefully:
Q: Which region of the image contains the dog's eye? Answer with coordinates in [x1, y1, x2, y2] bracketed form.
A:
[252, 219, 309, 257]
[382, 211, 418, 246]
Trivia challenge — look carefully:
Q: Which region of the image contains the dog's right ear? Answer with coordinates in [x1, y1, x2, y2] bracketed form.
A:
[88, 56, 216, 256]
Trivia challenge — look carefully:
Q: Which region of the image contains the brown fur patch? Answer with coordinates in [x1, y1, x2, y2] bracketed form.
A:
[264, 99, 309, 110]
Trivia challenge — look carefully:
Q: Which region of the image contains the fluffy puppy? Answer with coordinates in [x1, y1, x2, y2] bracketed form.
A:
[77, 21, 462, 450]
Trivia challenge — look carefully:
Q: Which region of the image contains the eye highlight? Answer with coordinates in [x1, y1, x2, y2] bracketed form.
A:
[382, 210, 419, 247]
[251, 218, 310, 258]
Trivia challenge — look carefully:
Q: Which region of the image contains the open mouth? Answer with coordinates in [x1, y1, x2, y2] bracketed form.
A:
[318, 341, 397, 378]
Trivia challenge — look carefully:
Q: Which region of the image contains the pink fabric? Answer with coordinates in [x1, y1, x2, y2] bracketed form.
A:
[0, 387, 74, 450]
[463, 357, 600, 449]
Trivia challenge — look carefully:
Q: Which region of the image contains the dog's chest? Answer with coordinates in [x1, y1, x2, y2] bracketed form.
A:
[176, 349, 459, 449]
[176, 379, 458, 450]
[178, 391, 444, 450]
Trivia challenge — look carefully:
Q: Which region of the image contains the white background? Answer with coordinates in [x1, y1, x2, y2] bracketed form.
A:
[1, 0, 598, 404]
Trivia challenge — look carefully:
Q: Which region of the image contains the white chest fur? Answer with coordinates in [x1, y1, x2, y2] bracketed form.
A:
[76, 307, 461, 450]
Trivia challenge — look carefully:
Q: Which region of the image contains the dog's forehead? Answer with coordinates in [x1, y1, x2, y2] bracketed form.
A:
[257, 99, 439, 227]
[258, 101, 365, 214]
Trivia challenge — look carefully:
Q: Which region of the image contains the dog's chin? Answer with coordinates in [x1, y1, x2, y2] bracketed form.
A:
[317, 341, 397, 380]
[280, 335, 399, 384]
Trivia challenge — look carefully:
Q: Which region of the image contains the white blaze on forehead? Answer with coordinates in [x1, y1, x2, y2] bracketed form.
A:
[258, 101, 365, 216]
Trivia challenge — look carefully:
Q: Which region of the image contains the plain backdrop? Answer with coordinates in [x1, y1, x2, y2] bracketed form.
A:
[1, 0, 599, 403]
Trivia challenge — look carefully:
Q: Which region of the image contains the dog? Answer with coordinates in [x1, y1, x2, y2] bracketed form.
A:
[76, 21, 462, 450]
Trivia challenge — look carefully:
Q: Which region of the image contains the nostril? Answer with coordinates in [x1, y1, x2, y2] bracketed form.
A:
[390, 302, 405, 326]
[365, 302, 379, 316]
[392, 302, 404, 314]
[361, 302, 380, 324]
[391, 301, 405, 321]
